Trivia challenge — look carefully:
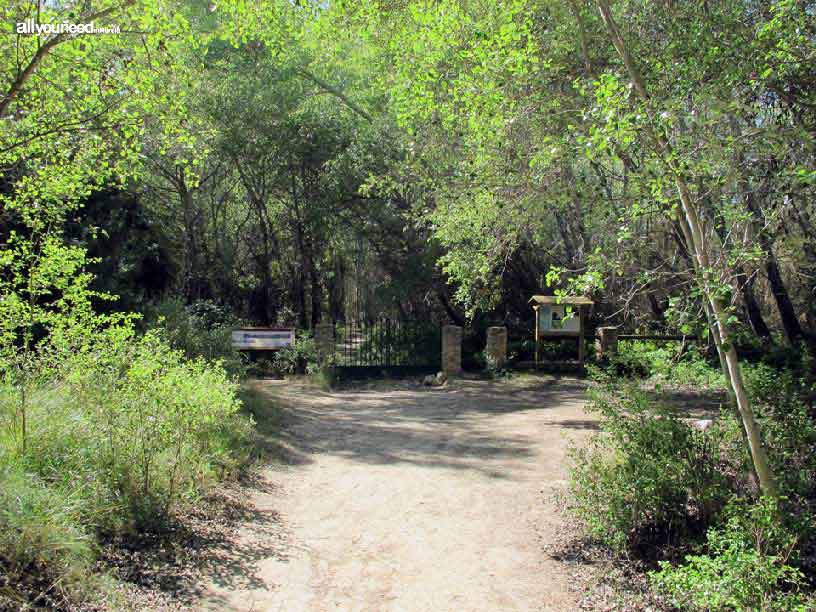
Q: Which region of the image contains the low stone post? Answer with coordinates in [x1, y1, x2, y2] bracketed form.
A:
[595, 326, 618, 360]
[314, 323, 335, 366]
[485, 326, 508, 368]
[442, 325, 462, 375]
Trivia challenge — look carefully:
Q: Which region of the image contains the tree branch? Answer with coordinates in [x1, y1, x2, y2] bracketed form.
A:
[296, 68, 373, 123]
[0, 0, 136, 120]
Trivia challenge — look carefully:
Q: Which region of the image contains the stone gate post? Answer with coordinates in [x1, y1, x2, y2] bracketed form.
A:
[485, 326, 508, 368]
[595, 326, 618, 360]
[442, 325, 462, 375]
[314, 323, 335, 366]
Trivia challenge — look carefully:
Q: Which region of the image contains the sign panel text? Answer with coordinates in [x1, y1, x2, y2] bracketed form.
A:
[231, 328, 295, 351]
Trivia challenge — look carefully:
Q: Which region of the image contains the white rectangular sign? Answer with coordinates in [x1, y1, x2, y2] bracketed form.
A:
[538, 305, 580, 333]
[231, 328, 295, 351]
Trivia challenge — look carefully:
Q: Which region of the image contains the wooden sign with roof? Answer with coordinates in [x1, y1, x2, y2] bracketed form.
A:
[529, 295, 594, 366]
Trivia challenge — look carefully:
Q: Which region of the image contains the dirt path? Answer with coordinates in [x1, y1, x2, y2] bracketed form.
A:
[196, 375, 596, 612]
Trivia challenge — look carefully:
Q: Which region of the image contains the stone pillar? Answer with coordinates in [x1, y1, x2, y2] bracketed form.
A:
[314, 323, 335, 365]
[442, 325, 462, 375]
[595, 326, 618, 360]
[485, 326, 508, 368]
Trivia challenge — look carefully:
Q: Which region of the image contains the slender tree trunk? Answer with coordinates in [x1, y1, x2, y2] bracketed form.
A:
[328, 255, 345, 323]
[259, 267, 273, 325]
[296, 269, 308, 330]
[438, 289, 466, 327]
[569, 0, 593, 74]
[707, 176, 772, 342]
[554, 210, 578, 264]
[790, 203, 816, 335]
[764, 256, 803, 344]
[309, 258, 321, 328]
[740, 273, 772, 340]
[647, 291, 666, 323]
[595, 0, 778, 497]
[738, 159, 804, 345]
[177, 168, 204, 300]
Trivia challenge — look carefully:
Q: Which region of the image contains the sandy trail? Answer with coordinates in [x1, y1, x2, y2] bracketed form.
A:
[196, 376, 595, 612]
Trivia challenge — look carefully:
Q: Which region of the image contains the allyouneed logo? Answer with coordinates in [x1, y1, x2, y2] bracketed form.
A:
[16, 18, 120, 35]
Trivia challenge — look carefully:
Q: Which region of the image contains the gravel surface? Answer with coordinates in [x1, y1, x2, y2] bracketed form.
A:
[191, 375, 598, 611]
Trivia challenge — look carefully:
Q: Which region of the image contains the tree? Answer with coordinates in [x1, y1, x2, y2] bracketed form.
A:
[330, 0, 816, 496]
[0, 0, 245, 449]
[594, 0, 777, 496]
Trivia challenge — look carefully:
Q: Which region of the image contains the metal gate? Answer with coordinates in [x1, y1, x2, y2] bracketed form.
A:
[334, 319, 441, 380]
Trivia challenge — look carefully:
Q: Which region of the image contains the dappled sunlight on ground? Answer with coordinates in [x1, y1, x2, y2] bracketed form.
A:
[195, 374, 596, 612]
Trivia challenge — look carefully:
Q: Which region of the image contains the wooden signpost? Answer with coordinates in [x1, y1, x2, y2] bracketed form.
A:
[530, 295, 594, 367]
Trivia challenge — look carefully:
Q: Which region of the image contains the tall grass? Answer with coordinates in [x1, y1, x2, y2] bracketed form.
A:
[0, 326, 256, 608]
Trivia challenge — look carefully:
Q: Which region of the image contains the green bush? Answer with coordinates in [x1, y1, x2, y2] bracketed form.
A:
[506, 337, 534, 363]
[570, 361, 816, 607]
[477, 350, 512, 379]
[652, 497, 812, 612]
[147, 298, 247, 378]
[568, 376, 735, 554]
[742, 363, 816, 541]
[611, 341, 725, 389]
[55, 328, 253, 521]
[537, 338, 580, 361]
[0, 326, 256, 603]
[272, 333, 318, 375]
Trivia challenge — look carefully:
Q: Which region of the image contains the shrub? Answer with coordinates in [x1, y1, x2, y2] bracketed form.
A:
[478, 350, 512, 379]
[147, 298, 247, 378]
[568, 376, 734, 554]
[0, 466, 97, 608]
[610, 341, 725, 389]
[53, 328, 253, 522]
[742, 363, 816, 546]
[537, 338, 580, 361]
[272, 333, 318, 375]
[651, 497, 811, 612]
[0, 325, 256, 604]
[506, 337, 534, 363]
[570, 361, 816, 607]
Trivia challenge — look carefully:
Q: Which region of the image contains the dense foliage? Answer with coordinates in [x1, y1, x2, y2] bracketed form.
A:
[0, 327, 255, 607]
[1, 0, 815, 608]
[652, 498, 810, 612]
[569, 348, 816, 609]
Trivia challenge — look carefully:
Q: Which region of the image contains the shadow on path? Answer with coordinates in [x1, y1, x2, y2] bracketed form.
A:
[253, 376, 590, 479]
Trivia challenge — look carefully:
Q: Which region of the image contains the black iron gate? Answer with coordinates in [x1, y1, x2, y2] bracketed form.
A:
[334, 319, 441, 380]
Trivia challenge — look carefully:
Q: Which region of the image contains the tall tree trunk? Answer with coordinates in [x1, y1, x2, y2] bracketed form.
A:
[740, 273, 772, 340]
[735, 142, 804, 344]
[295, 265, 308, 330]
[569, 0, 593, 74]
[708, 176, 772, 342]
[596, 0, 778, 497]
[647, 291, 666, 323]
[764, 255, 803, 345]
[790, 203, 816, 335]
[177, 167, 204, 300]
[309, 257, 321, 328]
[329, 255, 345, 323]
[438, 288, 466, 326]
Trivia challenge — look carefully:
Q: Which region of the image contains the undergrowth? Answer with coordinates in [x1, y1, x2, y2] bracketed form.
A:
[567, 343, 816, 611]
[0, 325, 258, 610]
[609, 340, 726, 389]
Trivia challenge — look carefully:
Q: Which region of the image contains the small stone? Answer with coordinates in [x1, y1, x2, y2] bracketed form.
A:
[435, 371, 448, 385]
[691, 418, 713, 431]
